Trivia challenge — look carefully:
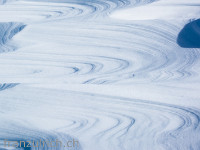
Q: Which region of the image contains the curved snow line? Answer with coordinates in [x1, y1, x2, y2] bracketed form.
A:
[1, 86, 200, 150]
[0, 22, 25, 53]
[0, 83, 18, 91]
[0, 0, 158, 23]
[0, 126, 81, 150]
[0, 20, 199, 84]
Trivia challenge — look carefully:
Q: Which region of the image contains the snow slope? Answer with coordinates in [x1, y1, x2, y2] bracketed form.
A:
[0, 0, 200, 150]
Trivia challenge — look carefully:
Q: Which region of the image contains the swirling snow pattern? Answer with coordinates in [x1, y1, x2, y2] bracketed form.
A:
[0, 85, 200, 150]
[0, 0, 200, 150]
[0, 23, 25, 53]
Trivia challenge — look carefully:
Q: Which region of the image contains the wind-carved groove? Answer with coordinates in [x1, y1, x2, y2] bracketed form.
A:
[0, 23, 26, 53]
[0, 83, 18, 91]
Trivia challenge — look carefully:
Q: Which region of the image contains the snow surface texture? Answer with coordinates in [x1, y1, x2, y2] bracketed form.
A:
[0, 0, 200, 150]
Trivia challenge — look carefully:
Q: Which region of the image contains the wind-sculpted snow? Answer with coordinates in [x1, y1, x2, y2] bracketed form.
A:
[0, 20, 199, 83]
[0, 0, 159, 22]
[0, 85, 200, 150]
[0, 83, 18, 91]
[0, 125, 81, 150]
[0, 0, 200, 150]
[0, 23, 25, 53]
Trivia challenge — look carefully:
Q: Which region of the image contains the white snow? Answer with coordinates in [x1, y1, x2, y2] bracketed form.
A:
[111, 0, 200, 20]
[0, 0, 200, 150]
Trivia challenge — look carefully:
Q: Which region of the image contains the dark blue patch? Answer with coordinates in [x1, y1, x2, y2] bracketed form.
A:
[9, 25, 26, 40]
[177, 19, 200, 48]
[0, 83, 19, 91]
